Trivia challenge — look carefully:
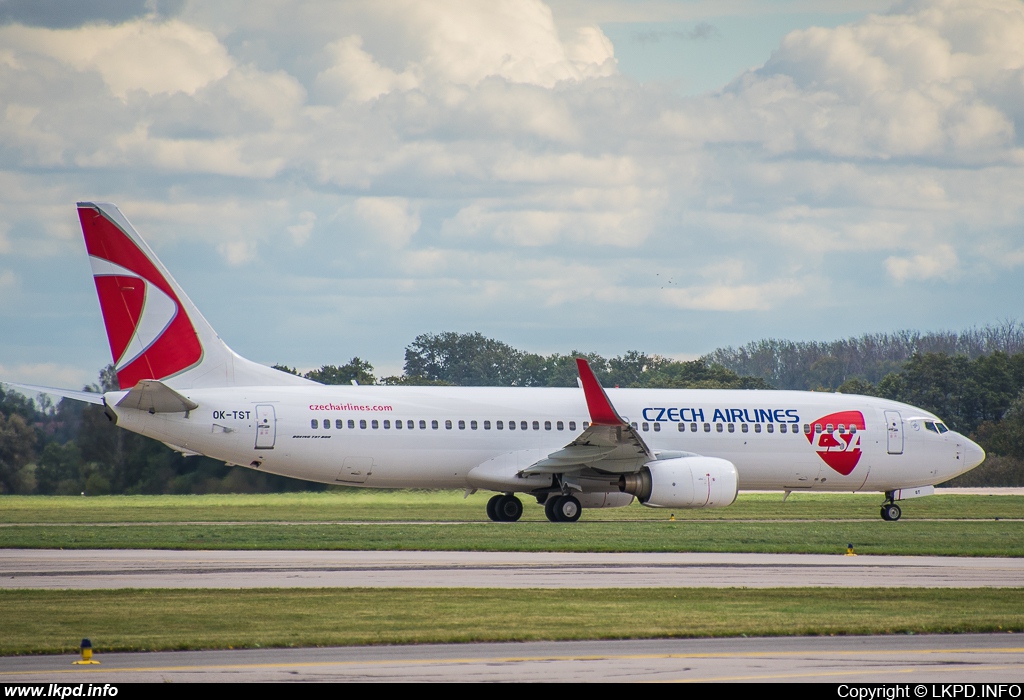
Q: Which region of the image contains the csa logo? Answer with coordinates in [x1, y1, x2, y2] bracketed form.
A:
[806, 411, 866, 476]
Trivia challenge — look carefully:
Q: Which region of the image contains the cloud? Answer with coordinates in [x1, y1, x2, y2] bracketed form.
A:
[287, 211, 317, 246]
[351, 197, 421, 249]
[884, 243, 960, 282]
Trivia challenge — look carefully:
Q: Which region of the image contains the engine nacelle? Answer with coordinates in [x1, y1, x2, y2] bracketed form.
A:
[619, 457, 738, 508]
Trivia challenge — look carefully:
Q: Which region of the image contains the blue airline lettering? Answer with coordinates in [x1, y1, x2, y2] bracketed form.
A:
[640, 407, 800, 423]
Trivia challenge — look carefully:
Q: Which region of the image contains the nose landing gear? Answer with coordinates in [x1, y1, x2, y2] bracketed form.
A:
[880, 501, 902, 521]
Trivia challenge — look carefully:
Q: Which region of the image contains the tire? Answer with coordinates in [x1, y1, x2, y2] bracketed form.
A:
[486, 494, 502, 522]
[881, 503, 902, 521]
[496, 495, 523, 522]
[556, 495, 581, 522]
[544, 495, 560, 522]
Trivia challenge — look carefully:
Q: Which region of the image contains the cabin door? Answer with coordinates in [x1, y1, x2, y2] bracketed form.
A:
[255, 405, 276, 449]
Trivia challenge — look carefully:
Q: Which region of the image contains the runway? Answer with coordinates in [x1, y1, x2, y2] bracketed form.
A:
[1, 635, 1022, 682]
[3, 549, 1022, 589]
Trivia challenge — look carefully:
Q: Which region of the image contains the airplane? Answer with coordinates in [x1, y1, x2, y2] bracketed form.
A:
[2, 202, 986, 522]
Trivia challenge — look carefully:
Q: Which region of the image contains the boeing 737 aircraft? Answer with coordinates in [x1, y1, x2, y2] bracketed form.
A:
[3, 203, 986, 522]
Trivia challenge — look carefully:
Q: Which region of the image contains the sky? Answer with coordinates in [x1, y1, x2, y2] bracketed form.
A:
[0, 0, 1022, 386]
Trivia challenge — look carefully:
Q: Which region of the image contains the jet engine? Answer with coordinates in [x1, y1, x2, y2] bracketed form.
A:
[619, 457, 738, 508]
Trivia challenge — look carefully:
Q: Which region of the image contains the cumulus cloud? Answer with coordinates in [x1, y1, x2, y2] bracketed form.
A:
[351, 197, 421, 249]
[884, 243, 960, 282]
[0, 0, 1022, 376]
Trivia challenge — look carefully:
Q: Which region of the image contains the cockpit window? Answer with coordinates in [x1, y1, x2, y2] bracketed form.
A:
[924, 421, 937, 433]
[936, 422, 949, 433]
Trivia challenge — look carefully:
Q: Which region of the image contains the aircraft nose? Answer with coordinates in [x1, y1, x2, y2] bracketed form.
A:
[964, 438, 986, 470]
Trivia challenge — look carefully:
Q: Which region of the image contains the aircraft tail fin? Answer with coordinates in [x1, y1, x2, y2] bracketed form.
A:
[77, 202, 315, 390]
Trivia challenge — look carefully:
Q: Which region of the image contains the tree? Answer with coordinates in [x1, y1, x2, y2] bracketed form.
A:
[0, 412, 36, 494]
[404, 332, 523, 386]
[305, 358, 376, 385]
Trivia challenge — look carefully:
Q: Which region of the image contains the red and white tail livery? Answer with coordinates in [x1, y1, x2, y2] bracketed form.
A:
[78, 202, 311, 390]
[1, 202, 987, 523]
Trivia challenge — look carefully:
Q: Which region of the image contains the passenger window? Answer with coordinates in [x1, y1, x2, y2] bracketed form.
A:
[815, 424, 822, 434]
[631, 422, 638, 429]
[642, 422, 649, 432]
[394, 420, 401, 429]
[653, 422, 661, 432]
[484, 420, 491, 430]
[569, 421, 577, 431]
[311, 419, 318, 429]
[804, 424, 811, 434]
[407, 420, 414, 429]
[767, 423, 774, 433]
[383, 420, 390, 429]
[544, 421, 551, 430]
[431, 420, 438, 429]
[557, 421, 564, 430]
[445, 420, 452, 430]
[727, 423, 735, 433]
[348, 420, 355, 429]
[359, 419, 366, 429]
[690, 423, 697, 432]
[459, 420, 466, 430]
[850, 425, 857, 434]
[336, 419, 343, 429]
[323, 419, 330, 429]
[754, 424, 761, 433]
[838, 424, 846, 433]
[371, 420, 379, 429]
[419, 420, 426, 429]
[825, 423, 833, 432]
[741, 424, 748, 433]
[678, 423, 685, 432]
[509, 421, 516, 431]
[532, 421, 539, 430]
[521, 421, 528, 430]
[583, 421, 589, 429]
[704, 423, 711, 432]
[471, 420, 478, 430]
[716, 423, 723, 433]
[497, 420, 504, 430]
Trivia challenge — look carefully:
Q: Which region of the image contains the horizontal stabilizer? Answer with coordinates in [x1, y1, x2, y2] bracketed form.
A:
[116, 380, 198, 413]
[0, 382, 105, 405]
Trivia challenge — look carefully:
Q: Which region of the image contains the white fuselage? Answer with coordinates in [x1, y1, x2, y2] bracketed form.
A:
[107, 385, 983, 495]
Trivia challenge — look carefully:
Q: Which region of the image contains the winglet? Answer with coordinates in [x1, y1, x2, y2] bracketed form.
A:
[575, 358, 625, 426]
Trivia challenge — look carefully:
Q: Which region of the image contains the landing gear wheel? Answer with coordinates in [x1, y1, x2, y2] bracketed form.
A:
[544, 495, 560, 522]
[495, 494, 523, 522]
[486, 494, 502, 522]
[554, 495, 581, 522]
[880, 503, 902, 521]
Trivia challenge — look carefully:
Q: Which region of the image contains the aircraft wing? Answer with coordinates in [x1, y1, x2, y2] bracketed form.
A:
[521, 359, 653, 475]
[0, 381, 105, 405]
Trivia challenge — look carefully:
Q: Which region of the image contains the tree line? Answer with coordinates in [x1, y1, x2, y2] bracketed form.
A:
[2, 323, 1023, 494]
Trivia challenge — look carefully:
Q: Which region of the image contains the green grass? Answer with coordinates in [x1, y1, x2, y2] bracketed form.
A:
[1, 491, 1021, 555]
[0, 490, 1020, 523]
[1, 588, 1021, 655]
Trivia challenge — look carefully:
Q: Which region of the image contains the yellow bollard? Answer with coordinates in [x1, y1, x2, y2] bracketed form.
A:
[845, 543, 857, 556]
[669, 513, 675, 521]
[72, 638, 100, 665]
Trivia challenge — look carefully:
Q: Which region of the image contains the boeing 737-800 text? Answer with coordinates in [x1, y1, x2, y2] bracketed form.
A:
[3, 203, 986, 522]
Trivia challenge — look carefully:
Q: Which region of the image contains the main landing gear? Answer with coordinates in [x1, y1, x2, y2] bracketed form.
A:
[486, 493, 523, 522]
[544, 494, 581, 522]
